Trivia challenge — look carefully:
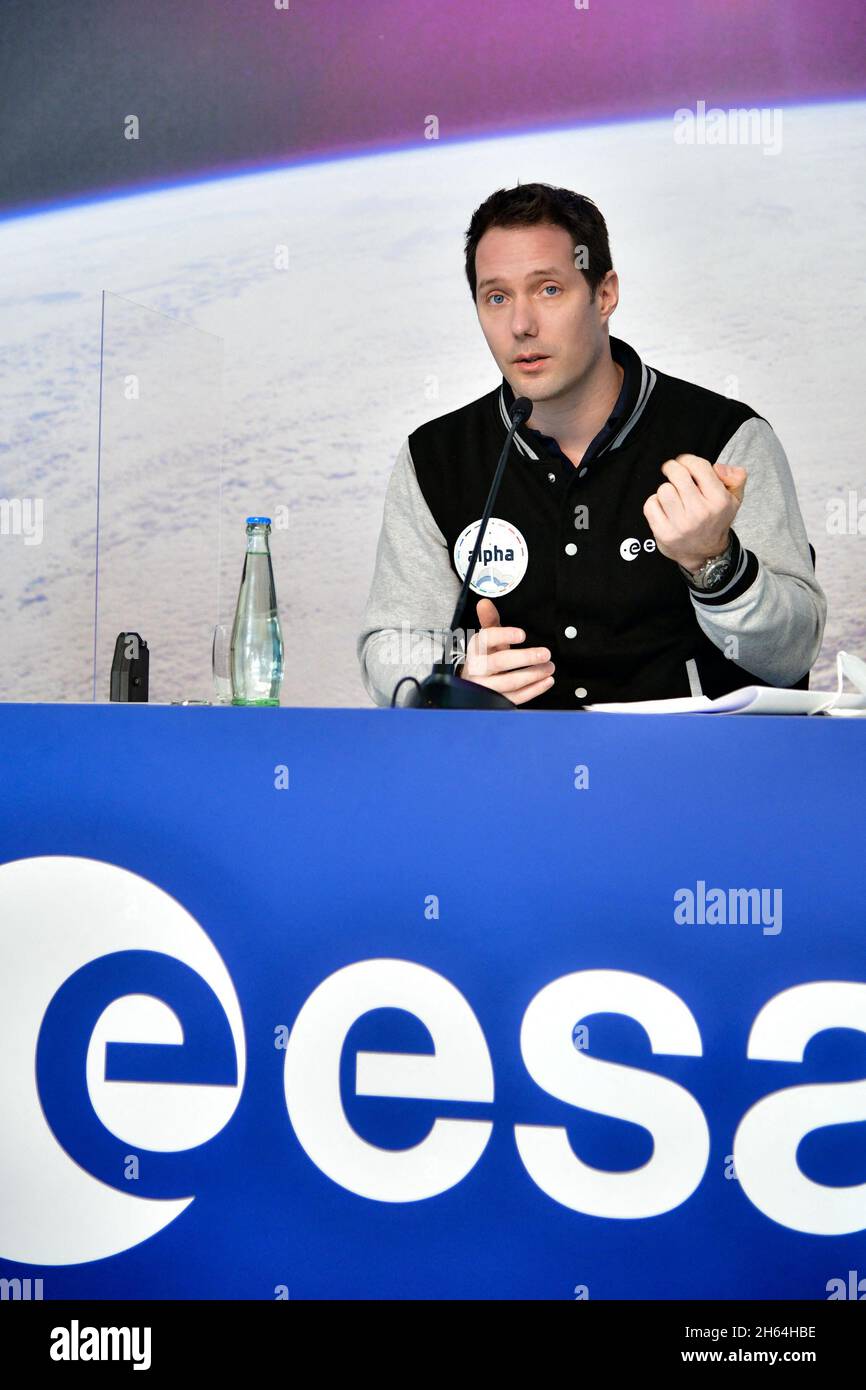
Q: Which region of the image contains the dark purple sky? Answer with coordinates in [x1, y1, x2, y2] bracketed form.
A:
[1, 0, 864, 214]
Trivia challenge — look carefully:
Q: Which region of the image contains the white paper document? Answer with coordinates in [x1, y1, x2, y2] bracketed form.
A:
[584, 687, 866, 715]
[584, 652, 866, 715]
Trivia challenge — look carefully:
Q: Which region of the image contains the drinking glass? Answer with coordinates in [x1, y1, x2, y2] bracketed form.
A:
[212, 624, 233, 705]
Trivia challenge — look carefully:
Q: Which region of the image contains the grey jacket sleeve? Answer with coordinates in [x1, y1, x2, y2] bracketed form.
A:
[357, 437, 464, 707]
[683, 417, 827, 685]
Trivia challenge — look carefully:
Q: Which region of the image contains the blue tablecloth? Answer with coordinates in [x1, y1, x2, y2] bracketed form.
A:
[0, 705, 863, 1299]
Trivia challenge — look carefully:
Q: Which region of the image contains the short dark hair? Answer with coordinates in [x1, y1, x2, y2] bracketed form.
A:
[464, 183, 613, 303]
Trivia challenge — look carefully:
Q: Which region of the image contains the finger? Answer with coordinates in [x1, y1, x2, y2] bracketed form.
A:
[660, 458, 711, 506]
[468, 625, 526, 658]
[473, 662, 555, 695]
[467, 644, 551, 676]
[483, 650, 554, 677]
[658, 466, 714, 528]
[478, 653, 558, 681]
[655, 479, 687, 523]
[663, 454, 728, 505]
[643, 494, 674, 541]
[714, 462, 748, 503]
[510, 673, 557, 705]
[476, 598, 501, 628]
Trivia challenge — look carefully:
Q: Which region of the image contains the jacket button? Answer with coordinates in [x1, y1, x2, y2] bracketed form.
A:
[564, 625, 577, 639]
[575, 687, 587, 699]
[564, 543, 577, 555]
[547, 471, 556, 483]
[578, 467, 588, 478]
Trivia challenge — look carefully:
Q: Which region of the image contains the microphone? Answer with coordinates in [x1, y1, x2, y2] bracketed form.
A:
[400, 395, 532, 709]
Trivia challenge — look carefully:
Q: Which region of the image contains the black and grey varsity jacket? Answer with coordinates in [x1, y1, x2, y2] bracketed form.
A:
[357, 334, 827, 709]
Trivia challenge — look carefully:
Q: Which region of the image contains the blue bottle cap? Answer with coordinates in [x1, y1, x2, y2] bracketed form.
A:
[245, 516, 271, 526]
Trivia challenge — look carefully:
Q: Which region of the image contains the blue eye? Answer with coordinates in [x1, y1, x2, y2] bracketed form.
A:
[488, 293, 505, 305]
[542, 285, 561, 296]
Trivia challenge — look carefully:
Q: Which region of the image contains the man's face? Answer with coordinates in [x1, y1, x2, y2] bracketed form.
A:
[474, 221, 616, 401]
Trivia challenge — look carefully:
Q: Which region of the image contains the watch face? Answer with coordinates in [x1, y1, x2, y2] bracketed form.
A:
[702, 557, 731, 588]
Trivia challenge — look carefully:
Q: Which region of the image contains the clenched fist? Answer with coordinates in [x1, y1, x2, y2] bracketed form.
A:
[643, 454, 747, 574]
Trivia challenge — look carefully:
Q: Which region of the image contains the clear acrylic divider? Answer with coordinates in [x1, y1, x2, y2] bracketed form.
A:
[94, 292, 224, 705]
[0, 312, 98, 703]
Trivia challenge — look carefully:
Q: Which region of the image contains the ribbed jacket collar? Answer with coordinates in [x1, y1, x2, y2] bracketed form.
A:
[498, 335, 656, 464]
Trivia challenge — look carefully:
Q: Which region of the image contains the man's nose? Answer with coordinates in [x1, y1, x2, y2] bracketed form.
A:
[510, 296, 539, 338]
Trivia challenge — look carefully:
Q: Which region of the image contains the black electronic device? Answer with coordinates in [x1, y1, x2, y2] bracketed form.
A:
[110, 632, 149, 702]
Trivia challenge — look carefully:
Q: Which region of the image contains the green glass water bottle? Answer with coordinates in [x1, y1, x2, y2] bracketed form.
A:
[230, 517, 284, 706]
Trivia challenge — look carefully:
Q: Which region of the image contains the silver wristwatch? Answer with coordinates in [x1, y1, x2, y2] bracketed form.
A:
[680, 536, 734, 591]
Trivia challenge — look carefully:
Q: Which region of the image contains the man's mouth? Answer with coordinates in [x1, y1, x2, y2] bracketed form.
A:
[514, 354, 549, 371]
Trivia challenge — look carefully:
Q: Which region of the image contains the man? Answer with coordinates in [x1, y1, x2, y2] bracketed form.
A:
[357, 183, 826, 708]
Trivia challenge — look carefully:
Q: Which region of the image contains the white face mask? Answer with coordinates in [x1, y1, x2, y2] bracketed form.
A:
[839, 650, 866, 693]
[816, 650, 866, 715]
